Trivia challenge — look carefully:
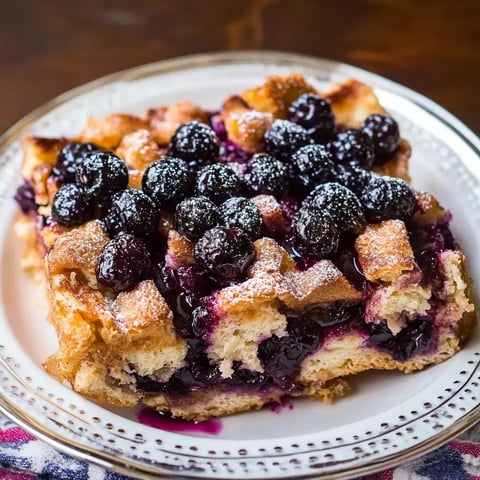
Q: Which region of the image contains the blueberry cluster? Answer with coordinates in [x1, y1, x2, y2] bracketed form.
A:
[250, 103, 412, 258]
[174, 195, 262, 283]
[47, 99, 413, 319]
[50, 121, 267, 292]
[51, 145, 128, 227]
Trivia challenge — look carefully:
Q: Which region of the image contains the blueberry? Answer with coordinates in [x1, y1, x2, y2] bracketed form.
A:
[96, 233, 151, 292]
[297, 304, 358, 328]
[360, 176, 415, 222]
[54, 142, 101, 183]
[14, 181, 37, 214]
[174, 196, 219, 241]
[75, 151, 128, 201]
[362, 114, 400, 158]
[104, 189, 159, 238]
[229, 363, 267, 389]
[330, 129, 375, 168]
[195, 163, 242, 204]
[154, 264, 179, 300]
[287, 94, 335, 142]
[392, 317, 433, 361]
[176, 264, 217, 295]
[333, 163, 372, 196]
[366, 322, 396, 350]
[51, 184, 94, 227]
[367, 317, 433, 361]
[264, 119, 311, 160]
[292, 205, 339, 256]
[219, 197, 262, 239]
[142, 157, 191, 206]
[244, 154, 289, 196]
[168, 121, 220, 169]
[194, 226, 255, 282]
[258, 334, 319, 390]
[292, 144, 335, 190]
[306, 182, 365, 234]
[191, 305, 215, 341]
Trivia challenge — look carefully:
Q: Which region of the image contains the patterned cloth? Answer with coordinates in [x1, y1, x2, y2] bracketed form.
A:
[1, 413, 480, 479]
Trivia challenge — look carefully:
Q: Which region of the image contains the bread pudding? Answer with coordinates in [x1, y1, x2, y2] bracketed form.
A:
[14, 74, 476, 420]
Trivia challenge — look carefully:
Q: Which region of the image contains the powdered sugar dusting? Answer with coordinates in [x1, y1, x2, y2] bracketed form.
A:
[355, 219, 417, 282]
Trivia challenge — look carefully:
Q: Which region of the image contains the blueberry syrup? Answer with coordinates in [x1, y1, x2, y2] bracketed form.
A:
[409, 221, 456, 285]
[137, 408, 222, 435]
[332, 238, 367, 292]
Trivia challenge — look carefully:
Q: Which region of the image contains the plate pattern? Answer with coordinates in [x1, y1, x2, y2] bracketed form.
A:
[0, 52, 479, 479]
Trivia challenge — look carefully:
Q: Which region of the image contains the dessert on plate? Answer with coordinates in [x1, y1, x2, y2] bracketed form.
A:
[14, 73, 476, 420]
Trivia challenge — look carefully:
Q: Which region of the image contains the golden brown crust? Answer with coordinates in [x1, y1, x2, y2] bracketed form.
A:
[248, 237, 296, 277]
[280, 261, 362, 309]
[165, 230, 195, 268]
[241, 73, 316, 118]
[116, 129, 161, 171]
[21, 135, 68, 182]
[147, 101, 208, 145]
[323, 78, 387, 128]
[355, 220, 418, 282]
[47, 220, 108, 277]
[80, 113, 149, 149]
[221, 95, 273, 152]
[413, 191, 447, 225]
[251, 195, 286, 230]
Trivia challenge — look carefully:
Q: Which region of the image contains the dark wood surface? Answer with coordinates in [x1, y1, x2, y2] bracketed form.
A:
[1, 0, 479, 134]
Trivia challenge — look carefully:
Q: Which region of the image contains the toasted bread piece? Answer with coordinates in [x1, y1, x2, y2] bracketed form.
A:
[21, 135, 68, 183]
[116, 129, 162, 171]
[147, 101, 208, 145]
[221, 95, 273, 152]
[165, 230, 195, 269]
[80, 113, 149, 149]
[323, 78, 386, 128]
[355, 220, 417, 283]
[241, 73, 316, 118]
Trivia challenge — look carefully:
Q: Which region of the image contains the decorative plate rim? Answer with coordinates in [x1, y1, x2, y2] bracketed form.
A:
[0, 50, 479, 480]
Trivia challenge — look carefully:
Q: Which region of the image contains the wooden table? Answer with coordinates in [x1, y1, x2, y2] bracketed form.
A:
[1, 0, 479, 135]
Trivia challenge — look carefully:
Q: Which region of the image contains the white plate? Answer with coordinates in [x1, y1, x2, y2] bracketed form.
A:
[0, 51, 479, 480]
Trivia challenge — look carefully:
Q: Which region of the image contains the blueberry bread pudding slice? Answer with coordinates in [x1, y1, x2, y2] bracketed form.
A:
[15, 74, 476, 420]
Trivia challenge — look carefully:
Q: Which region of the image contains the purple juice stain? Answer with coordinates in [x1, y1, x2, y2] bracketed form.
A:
[137, 408, 223, 435]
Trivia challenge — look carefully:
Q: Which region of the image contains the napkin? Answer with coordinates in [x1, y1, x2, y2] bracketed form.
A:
[1, 412, 480, 479]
